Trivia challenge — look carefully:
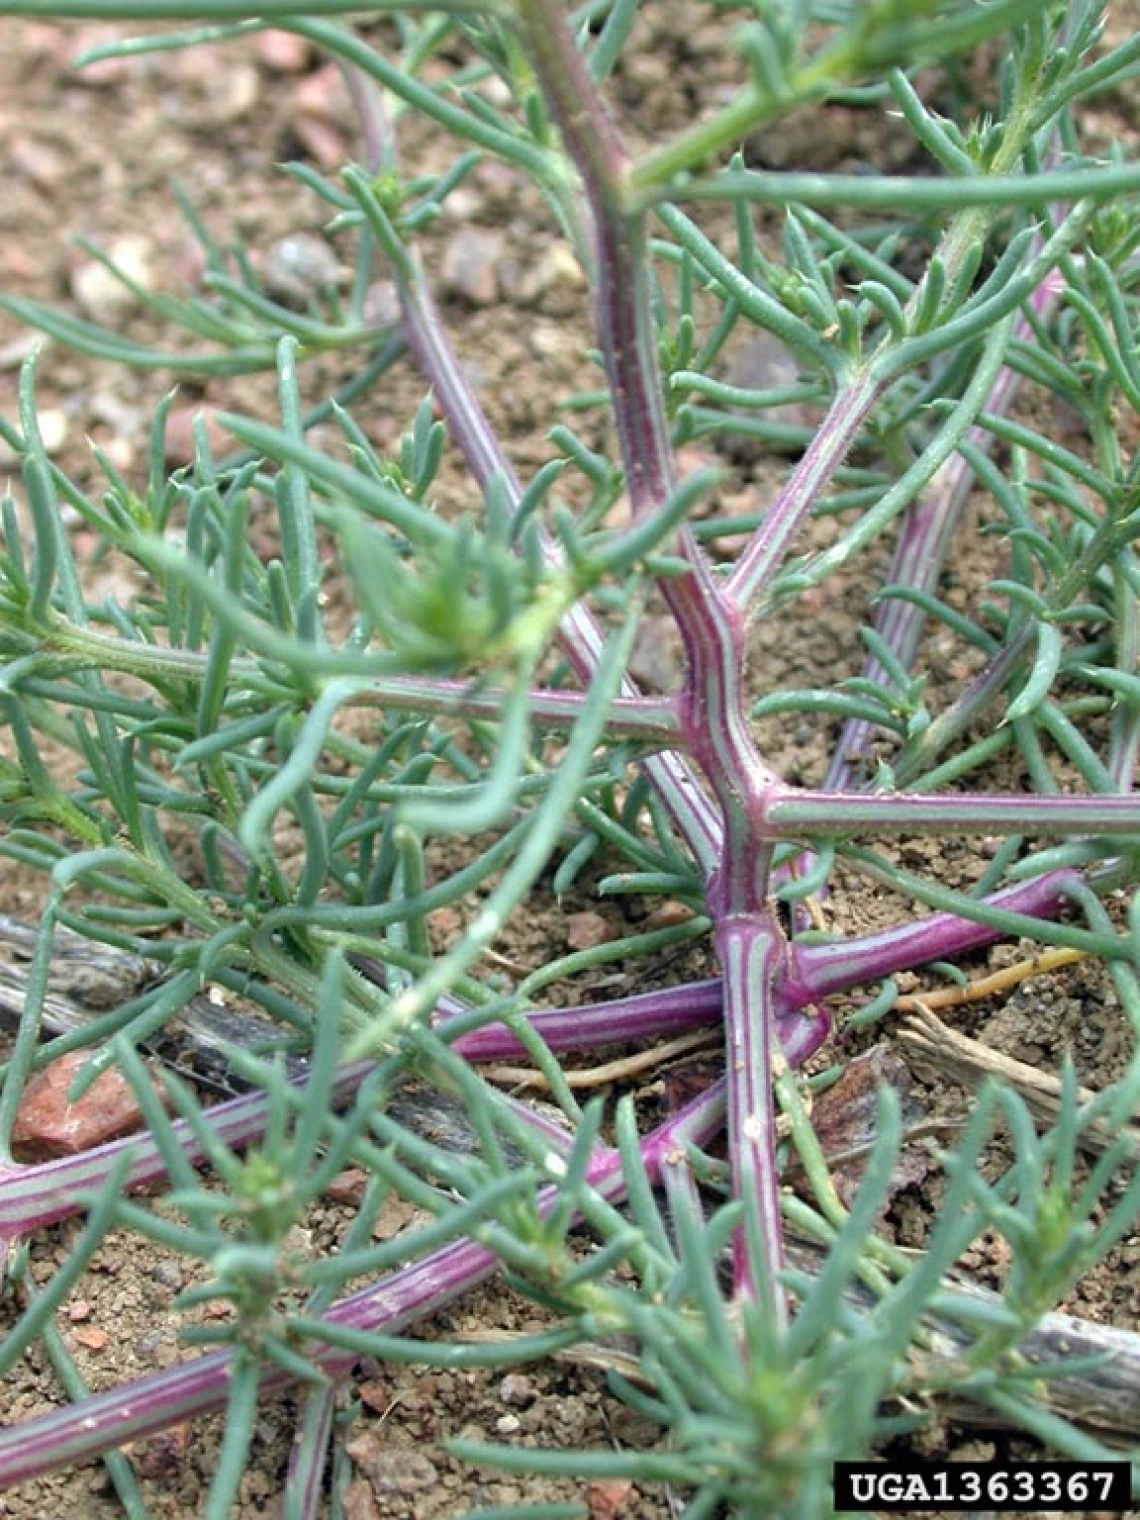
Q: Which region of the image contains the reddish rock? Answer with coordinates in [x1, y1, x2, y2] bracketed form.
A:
[643, 900, 695, 930]
[292, 63, 352, 166]
[588, 1478, 634, 1518]
[163, 405, 232, 468]
[294, 61, 351, 124]
[293, 115, 348, 170]
[69, 1326, 109, 1352]
[326, 1167, 369, 1206]
[254, 30, 312, 73]
[11, 1049, 161, 1160]
[356, 1378, 392, 1414]
[564, 911, 616, 951]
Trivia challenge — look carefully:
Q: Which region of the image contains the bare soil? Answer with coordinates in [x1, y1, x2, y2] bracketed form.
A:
[0, 7, 1139, 1518]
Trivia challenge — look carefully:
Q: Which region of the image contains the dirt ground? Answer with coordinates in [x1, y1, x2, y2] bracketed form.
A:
[1, 4, 1140, 1518]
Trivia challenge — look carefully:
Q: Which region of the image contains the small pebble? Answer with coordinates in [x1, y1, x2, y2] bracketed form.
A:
[362, 280, 400, 329]
[439, 186, 484, 225]
[70, 235, 155, 324]
[294, 61, 351, 125]
[588, 1478, 634, 1519]
[134, 1331, 165, 1361]
[293, 115, 346, 169]
[208, 62, 260, 125]
[518, 242, 586, 313]
[529, 322, 580, 364]
[440, 228, 505, 307]
[10, 136, 66, 190]
[564, 911, 616, 951]
[263, 232, 342, 307]
[357, 1378, 391, 1413]
[163, 405, 231, 468]
[643, 900, 695, 929]
[170, 49, 260, 125]
[36, 407, 71, 455]
[69, 1327, 109, 1352]
[0, 407, 68, 468]
[151, 1260, 184, 1291]
[499, 1372, 536, 1406]
[292, 62, 351, 164]
[326, 1167, 369, 1206]
[254, 30, 311, 73]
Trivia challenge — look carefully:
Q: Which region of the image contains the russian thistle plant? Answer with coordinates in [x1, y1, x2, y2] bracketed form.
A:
[1, 0, 1140, 1514]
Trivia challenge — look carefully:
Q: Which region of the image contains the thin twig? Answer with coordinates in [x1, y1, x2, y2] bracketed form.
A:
[897, 1003, 1140, 1161]
[480, 1028, 721, 1090]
